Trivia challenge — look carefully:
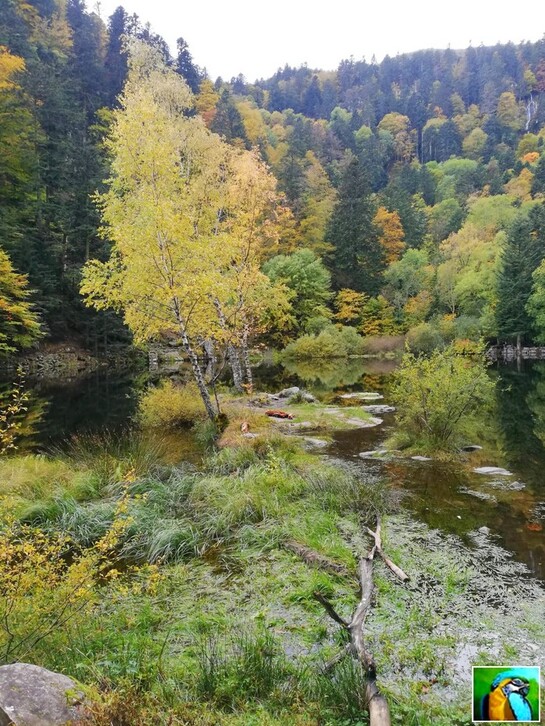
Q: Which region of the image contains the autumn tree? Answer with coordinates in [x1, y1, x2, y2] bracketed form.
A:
[0, 246, 42, 353]
[334, 289, 366, 326]
[373, 206, 405, 264]
[81, 42, 262, 419]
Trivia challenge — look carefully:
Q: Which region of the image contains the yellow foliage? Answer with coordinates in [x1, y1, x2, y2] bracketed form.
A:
[374, 206, 405, 264]
[522, 151, 540, 164]
[195, 78, 219, 126]
[0, 492, 160, 663]
[0, 46, 25, 91]
[334, 289, 366, 325]
[403, 291, 432, 326]
[138, 380, 207, 428]
[504, 168, 533, 201]
[0, 374, 30, 455]
[237, 100, 268, 146]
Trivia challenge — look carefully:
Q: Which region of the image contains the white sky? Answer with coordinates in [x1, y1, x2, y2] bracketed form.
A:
[94, 0, 545, 82]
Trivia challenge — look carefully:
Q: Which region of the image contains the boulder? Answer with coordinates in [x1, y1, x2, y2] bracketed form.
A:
[277, 386, 300, 398]
[359, 449, 388, 459]
[297, 392, 316, 403]
[411, 455, 432, 461]
[340, 392, 383, 400]
[478, 526, 491, 535]
[473, 466, 512, 476]
[347, 416, 383, 428]
[362, 405, 396, 414]
[303, 437, 329, 448]
[0, 663, 85, 726]
[461, 444, 482, 452]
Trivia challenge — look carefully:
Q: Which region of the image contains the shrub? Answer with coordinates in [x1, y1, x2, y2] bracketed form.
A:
[361, 334, 405, 355]
[304, 315, 331, 335]
[336, 325, 366, 355]
[138, 380, 206, 428]
[405, 322, 444, 354]
[389, 345, 494, 453]
[282, 325, 365, 359]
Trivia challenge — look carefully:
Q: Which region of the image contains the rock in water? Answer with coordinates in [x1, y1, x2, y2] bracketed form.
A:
[362, 404, 396, 414]
[0, 663, 85, 725]
[303, 437, 329, 448]
[473, 466, 512, 476]
[359, 449, 388, 459]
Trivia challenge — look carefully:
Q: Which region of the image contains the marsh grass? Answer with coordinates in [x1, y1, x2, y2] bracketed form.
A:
[194, 631, 296, 710]
[5, 423, 538, 725]
[60, 429, 167, 487]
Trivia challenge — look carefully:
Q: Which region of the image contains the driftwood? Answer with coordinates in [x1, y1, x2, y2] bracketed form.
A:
[365, 523, 410, 582]
[265, 409, 294, 419]
[284, 541, 350, 576]
[313, 516, 408, 726]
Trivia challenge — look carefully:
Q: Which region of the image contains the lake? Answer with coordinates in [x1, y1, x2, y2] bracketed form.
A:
[2, 354, 544, 579]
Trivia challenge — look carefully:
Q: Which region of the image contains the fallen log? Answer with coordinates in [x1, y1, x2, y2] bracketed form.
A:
[284, 541, 350, 576]
[313, 516, 396, 726]
[365, 524, 410, 582]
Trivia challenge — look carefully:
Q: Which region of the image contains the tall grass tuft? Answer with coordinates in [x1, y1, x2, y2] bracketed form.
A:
[194, 631, 294, 710]
[60, 429, 167, 488]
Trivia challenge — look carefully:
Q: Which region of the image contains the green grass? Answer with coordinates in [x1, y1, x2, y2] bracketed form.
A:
[2, 427, 543, 725]
[273, 401, 375, 431]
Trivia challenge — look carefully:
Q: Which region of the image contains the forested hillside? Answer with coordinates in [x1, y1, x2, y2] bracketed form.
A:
[2, 0, 545, 351]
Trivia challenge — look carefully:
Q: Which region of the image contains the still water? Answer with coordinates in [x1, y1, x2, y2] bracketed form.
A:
[2, 356, 545, 579]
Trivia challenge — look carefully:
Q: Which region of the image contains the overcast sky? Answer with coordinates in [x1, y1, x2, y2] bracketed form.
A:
[95, 0, 545, 82]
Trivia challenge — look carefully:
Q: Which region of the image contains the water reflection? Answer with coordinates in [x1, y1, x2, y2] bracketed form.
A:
[1, 355, 544, 579]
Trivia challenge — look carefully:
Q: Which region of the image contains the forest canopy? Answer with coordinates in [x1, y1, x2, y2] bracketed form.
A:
[2, 0, 545, 355]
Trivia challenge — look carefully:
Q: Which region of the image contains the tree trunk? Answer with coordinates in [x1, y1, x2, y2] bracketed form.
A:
[516, 333, 522, 359]
[213, 298, 244, 392]
[241, 322, 253, 393]
[178, 325, 217, 421]
[228, 344, 244, 392]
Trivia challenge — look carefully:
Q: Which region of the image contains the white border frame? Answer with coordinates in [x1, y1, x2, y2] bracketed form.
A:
[471, 665, 541, 723]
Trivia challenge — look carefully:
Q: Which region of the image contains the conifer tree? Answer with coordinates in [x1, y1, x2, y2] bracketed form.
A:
[326, 157, 383, 294]
[497, 208, 545, 345]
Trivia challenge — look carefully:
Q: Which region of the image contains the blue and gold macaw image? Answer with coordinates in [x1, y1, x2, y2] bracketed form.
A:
[473, 666, 541, 722]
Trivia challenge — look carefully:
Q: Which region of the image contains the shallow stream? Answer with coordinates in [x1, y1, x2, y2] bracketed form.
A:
[2, 354, 545, 580]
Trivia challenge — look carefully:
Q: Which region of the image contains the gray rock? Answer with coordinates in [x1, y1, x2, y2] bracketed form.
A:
[362, 404, 396, 414]
[303, 437, 329, 448]
[359, 449, 388, 459]
[488, 479, 526, 491]
[460, 488, 497, 502]
[242, 433, 258, 439]
[478, 526, 491, 535]
[473, 466, 512, 476]
[277, 386, 300, 398]
[0, 663, 85, 726]
[411, 455, 432, 461]
[299, 392, 316, 403]
[285, 421, 314, 430]
[461, 444, 483, 452]
[347, 416, 383, 428]
[340, 392, 383, 400]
